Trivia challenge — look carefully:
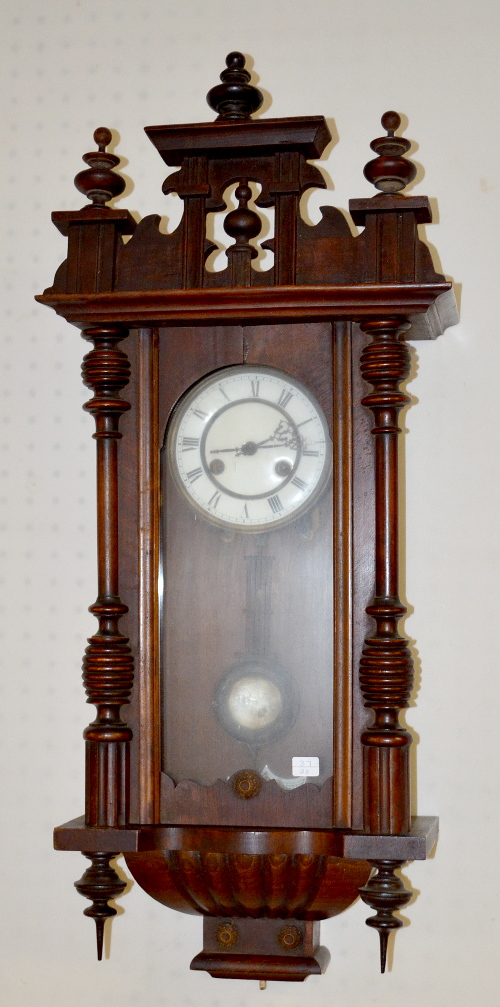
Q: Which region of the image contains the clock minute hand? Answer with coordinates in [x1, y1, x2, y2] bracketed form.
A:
[210, 426, 300, 456]
[255, 422, 289, 447]
[209, 442, 266, 456]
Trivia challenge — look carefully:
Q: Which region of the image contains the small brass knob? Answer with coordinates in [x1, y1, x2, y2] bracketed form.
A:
[216, 922, 239, 948]
[276, 924, 303, 950]
[232, 769, 262, 799]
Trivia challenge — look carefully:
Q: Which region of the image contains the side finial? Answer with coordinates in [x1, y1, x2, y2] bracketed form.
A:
[74, 127, 126, 207]
[363, 112, 417, 193]
[75, 853, 126, 960]
[359, 860, 412, 973]
[207, 52, 263, 121]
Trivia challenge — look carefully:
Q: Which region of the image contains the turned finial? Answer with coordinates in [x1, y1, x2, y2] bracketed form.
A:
[359, 860, 412, 973]
[74, 852, 126, 961]
[74, 127, 126, 206]
[224, 181, 260, 253]
[207, 51, 263, 121]
[363, 112, 417, 193]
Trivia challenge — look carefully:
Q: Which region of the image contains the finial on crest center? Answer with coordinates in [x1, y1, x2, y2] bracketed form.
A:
[207, 52, 264, 121]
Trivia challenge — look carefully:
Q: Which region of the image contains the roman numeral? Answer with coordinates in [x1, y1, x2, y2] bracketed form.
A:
[192, 408, 208, 420]
[242, 503, 249, 518]
[268, 494, 283, 514]
[278, 389, 292, 408]
[291, 476, 307, 491]
[186, 467, 203, 483]
[181, 436, 199, 451]
[251, 379, 260, 397]
[296, 417, 312, 428]
[219, 386, 230, 402]
[303, 448, 320, 457]
[208, 491, 221, 509]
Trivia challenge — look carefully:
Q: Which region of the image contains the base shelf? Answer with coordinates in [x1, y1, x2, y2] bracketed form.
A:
[54, 815, 438, 861]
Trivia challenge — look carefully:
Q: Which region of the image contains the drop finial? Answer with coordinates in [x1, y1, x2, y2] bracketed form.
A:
[207, 52, 263, 121]
[74, 852, 126, 960]
[363, 111, 417, 193]
[358, 860, 412, 973]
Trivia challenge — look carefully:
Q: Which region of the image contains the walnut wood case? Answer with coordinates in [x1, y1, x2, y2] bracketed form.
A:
[38, 53, 457, 982]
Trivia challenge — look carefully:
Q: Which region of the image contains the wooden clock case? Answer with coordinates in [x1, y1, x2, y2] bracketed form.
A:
[38, 53, 457, 982]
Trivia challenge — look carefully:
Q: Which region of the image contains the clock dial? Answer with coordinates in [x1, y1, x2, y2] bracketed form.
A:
[167, 365, 332, 530]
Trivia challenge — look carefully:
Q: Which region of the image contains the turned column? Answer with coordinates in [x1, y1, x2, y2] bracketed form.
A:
[359, 317, 414, 835]
[81, 323, 134, 827]
[72, 322, 134, 958]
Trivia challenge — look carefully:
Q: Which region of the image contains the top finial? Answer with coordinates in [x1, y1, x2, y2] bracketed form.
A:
[207, 52, 264, 121]
[363, 111, 416, 193]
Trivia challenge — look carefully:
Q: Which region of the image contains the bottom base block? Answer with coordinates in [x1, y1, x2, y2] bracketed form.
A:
[190, 917, 330, 982]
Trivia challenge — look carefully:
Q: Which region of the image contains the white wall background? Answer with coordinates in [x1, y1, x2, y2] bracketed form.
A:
[1, 1, 499, 1004]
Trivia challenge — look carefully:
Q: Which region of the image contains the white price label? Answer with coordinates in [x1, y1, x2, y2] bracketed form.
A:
[292, 757, 319, 777]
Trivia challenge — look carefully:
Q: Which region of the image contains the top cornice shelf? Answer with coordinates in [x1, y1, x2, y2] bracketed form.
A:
[145, 116, 332, 165]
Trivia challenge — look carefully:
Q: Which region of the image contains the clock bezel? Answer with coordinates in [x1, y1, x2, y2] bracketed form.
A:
[164, 363, 333, 533]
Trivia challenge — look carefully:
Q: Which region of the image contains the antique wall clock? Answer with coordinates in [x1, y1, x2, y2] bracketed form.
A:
[38, 52, 458, 984]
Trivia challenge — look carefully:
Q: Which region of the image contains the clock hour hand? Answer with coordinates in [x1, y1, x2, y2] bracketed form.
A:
[209, 446, 242, 454]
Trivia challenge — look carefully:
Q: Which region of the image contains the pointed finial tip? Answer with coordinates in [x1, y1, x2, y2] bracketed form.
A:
[95, 918, 105, 961]
[378, 928, 389, 973]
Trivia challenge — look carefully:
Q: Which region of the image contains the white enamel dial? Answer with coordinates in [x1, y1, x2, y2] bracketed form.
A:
[167, 365, 332, 531]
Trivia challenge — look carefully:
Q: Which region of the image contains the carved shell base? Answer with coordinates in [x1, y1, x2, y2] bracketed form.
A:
[125, 846, 370, 982]
[125, 847, 370, 919]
